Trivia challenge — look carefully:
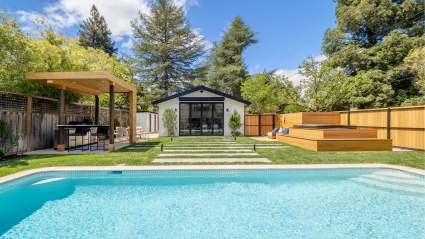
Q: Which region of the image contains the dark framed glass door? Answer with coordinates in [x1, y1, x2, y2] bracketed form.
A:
[179, 102, 224, 136]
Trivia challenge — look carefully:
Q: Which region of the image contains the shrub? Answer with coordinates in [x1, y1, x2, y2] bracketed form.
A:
[162, 108, 177, 137]
[228, 110, 244, 137]
[0, 120, 27, 159]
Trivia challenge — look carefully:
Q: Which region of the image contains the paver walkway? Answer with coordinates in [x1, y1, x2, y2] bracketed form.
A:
[152, 158, 271, 163]
[163, 149, 252, 152]
[159, 153, 259, 156]
[126, 137, 289, 163]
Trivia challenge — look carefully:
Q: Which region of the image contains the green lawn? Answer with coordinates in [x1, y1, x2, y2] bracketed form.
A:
[0, 136, 423, 177]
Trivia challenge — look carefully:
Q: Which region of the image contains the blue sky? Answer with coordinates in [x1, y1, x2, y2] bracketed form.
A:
[5, 0, 337, 84]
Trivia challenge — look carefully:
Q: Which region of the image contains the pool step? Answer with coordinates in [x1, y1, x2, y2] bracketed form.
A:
[351, 172, 425, 194]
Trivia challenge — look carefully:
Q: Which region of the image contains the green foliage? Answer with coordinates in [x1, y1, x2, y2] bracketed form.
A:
[0, 120, 27, 158]
[205, 16, 258, 98]
[284, 105, 307, 114]
[161, 108, 177, 137]
[0, 11, 131, 107]
[322, 0, 425, 108]
[241, 70, 282, 113]
[402, 46, 425, 106]
[228, 110, 244, 137]
[78, 5, 117, 56]
[131, 0, 205, 96]
[278, 56, 352, 112]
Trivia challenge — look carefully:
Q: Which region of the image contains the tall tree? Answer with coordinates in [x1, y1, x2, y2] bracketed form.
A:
[131, 0, 205, 96]
[241, 70, 282, 114]
[322, 0, 424, 108]
[78, 5, 118, 56]
[207, 16, 258, 98]
[278, 56, 353, 112]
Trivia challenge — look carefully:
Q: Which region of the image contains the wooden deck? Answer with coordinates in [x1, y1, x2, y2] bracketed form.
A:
[276, 125, 392, 152]
[277, 134, 392, 152]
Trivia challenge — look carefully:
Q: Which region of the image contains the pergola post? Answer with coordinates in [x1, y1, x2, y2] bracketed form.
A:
[129, 90, 137, 144]
[57, 87, 66, 152]
[109, 83, 115, 151]
[95, 95, 100, 124]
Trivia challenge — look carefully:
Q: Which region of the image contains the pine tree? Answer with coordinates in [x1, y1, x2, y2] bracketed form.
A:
[131, 0, 205, 96]
[78, 5, 117, 56]
[207, 16, 258, 98]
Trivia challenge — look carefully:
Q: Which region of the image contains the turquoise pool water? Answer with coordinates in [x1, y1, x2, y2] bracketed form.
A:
[0, 169, 424, 238]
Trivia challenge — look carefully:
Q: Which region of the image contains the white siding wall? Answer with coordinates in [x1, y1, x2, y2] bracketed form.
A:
[158, 90, 245, 137]
[136, 112, 158, 132]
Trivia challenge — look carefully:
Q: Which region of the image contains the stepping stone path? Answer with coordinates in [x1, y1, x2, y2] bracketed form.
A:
[128, 138, 289, 163]
[152, 158, 271, 163]
[159, 153, 259, 156]
[163, 149, 252, 152]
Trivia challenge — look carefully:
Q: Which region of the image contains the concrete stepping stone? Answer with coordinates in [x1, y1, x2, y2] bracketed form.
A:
[127, 147, 157, 149]
[163, 149, 252, 152]
[171, 142, 237, 144]
[159, 153, 259, 156]
[152, 158, 271, 163]
[159, 144, 282, 146]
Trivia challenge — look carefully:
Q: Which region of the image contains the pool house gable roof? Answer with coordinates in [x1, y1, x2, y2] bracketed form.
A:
[151, 85, 251, 106]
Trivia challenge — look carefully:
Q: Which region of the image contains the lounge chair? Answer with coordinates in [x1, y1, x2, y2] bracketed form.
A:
[267, 128, 280, 139]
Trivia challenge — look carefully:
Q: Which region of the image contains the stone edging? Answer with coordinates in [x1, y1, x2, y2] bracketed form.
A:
[1, 164, 424, 188]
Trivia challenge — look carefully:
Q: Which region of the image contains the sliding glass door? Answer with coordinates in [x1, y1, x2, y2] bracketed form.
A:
[179, 102, 224, 136]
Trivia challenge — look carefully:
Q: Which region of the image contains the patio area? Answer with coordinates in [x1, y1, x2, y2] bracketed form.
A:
[25, 133, 159, 155]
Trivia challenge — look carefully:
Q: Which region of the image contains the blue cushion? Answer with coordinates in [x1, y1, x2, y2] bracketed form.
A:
[282, 128, 289, 134]
[272, 128, 280, 132]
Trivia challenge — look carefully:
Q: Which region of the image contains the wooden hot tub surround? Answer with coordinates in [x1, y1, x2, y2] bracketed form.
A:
[277, 124, 392, 152]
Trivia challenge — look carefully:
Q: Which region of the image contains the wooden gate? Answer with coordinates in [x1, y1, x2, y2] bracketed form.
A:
[244, 114, 274, 136]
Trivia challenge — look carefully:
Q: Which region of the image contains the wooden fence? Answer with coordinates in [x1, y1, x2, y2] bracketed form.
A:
[244, 114, 274, 136]
[245, 106, 424, 150]
[0, 91, 129, 152]
[339, 105, 424, 150]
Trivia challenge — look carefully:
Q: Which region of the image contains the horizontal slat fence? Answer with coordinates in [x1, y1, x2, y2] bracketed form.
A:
[339, 105, 425, 150]
[0, 91, 129, 153]
[244, 114, 274, 136]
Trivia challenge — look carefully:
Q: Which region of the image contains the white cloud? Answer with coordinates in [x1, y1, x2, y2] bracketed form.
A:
[254, 64, 260, 70]
[16, 0, 197, 41]
[274, 54, 328, 86]
[122, 38, 132, 48]
[275, 69, 304, 86]
[314, 54, 327, 62]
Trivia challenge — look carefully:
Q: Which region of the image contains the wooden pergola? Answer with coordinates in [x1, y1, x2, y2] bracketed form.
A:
[25, 72, 137, 151]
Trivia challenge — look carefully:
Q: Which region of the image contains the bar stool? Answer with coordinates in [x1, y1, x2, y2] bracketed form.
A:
[90, 127, 109, 151]
[68, 127, 90, 152]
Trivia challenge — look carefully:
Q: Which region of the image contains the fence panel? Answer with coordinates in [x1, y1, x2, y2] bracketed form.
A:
[340, 106, 425, 150]
[0, 91, 130, 152]
[244, 115, 260, 136]
[0, 110, 28, 153]
[260, 115, 274, 136]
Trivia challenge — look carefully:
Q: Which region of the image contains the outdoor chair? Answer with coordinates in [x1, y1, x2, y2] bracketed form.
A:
[68, 127, 90, 152]
[114, 127, 127, 141]
[136, 127, 143, 139]
[267, 128, 281, 139]
[90, 127, 109, 151]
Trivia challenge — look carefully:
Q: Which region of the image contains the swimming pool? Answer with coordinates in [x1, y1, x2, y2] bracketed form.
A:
[0, 169, 424, 238]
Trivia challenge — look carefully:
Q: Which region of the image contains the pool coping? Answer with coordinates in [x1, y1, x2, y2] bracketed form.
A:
[1, 164, 424, 186]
